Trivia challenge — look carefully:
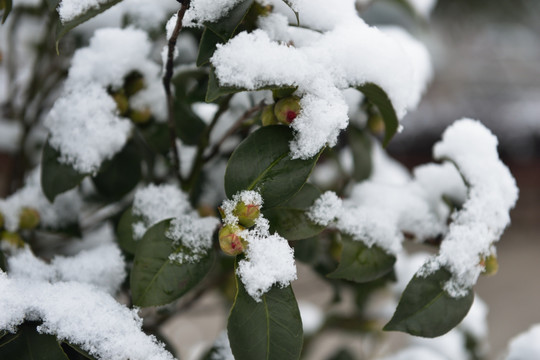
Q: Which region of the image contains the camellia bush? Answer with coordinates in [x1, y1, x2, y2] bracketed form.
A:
[0, 0, 528, 359]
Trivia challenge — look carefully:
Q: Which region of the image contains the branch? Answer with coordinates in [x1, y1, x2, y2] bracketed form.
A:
[163, 1, 191, 183]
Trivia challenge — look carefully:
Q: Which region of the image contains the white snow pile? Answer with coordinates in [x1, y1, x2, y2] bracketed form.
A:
[220, 191, 297, 301]
[45, 28, 166, 174]
[211, 0, 432, 159]
[0, 271, 174, 360]
[424, 118, 519, 296]
[0, 169, 82, 232]
[506, 324, 540, 360]
[57, 0, 112, 23]
[132, 184, 220, 264]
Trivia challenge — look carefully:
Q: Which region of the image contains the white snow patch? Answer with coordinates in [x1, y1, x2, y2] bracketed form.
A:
[506, 324, 540, 360]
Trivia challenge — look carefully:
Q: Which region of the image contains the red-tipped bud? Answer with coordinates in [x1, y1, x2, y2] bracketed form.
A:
[219, 224, 248, 256]
[261, 105, 279, 126]
[18, 207, 40, 230]
[274, 96, 301, 125]
[1, 231, 25, 248]
[233, 202, 261, 228]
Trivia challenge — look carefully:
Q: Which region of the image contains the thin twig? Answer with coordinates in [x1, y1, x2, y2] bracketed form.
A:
[203, 100, 266, 162]
[163, 1, 191, 183]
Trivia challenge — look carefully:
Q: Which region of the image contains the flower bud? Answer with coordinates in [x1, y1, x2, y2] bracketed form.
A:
[112, 92, 129, 116]
[233, 201, 260, 228]
[261, 105, 278, 126]
[219, 224, 247, 256]
[18, 207, 40, 230]
[480, 254, 499, 276]
[367, 114, 385, 135]
[274, 96, 301, 125]
[1, 231, 25, 248]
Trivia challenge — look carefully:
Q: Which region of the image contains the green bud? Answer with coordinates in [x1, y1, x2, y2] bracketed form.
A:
[124, 72, 145, 97]
[367, 114, 385, 135]
[219, 224, 247, 256]
[1, 231, 25, 248]
[112, 92, 129, 116]
[18, 207, 40, 230]
[129, 108, 152, 124]
[481, 254, 499, 276]
[261, 104, 278, 126]
[233, 202, 260, 228]
[274, 96, 301, 125]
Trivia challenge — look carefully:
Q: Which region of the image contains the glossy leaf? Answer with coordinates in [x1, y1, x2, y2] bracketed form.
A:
[225, 125, 321, 208]
[131, 219, 214, 307]
[384, 268, 474, 337]
[356, 83, 399, 146]
[174, 102, 206, 146]
[263, 184, 324, 240]
[348, 126, 372, 182]
[228, 276, 303, 360]
[0, 323, 68, 360]
[205, 0, 254, 41]
[173, 68, 209, 103]
[41, 140, 87, 202]
[196, 28, 224, 66]
[1, 0, 12, 24]
[92, 141, 141, 200]
[328, 236, 395, 283]
[56, 0, 123, 46]
[116, 206, 141, 255]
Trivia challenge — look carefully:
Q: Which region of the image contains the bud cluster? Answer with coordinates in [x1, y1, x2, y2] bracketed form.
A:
[218, 191, 263, 256]
[0, 207, 41, 249]
[262, 95, 302, 127]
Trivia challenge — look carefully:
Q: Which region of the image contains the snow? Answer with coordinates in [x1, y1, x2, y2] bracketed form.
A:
[0, 169, 82, 232]
[211, 17, 431, 159]
[298, 301, 324, 335]
[506, 324, 540, 360]
[58, 0, 114, 23]
[0, 119, 23, 153]
[0, 273, 174, 360]
[220, 191, 296, 301]
[406, 0, 438, 18]
[307, 191, 342, 227]
[184, 0, 244, 26]
[432, 119, 519, 296]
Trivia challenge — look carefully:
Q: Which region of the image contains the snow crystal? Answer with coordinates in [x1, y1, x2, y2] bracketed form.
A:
[0, 169, 82, 232]
[0, 273, 174, 360]
[166, 214, 219, 264]
[432, 119, 518, 296]
[132, 184, 192, 239]
[307, 191, 342, 226]
[58, 0, 113, 23]
[211, 16, 431, 159]
[220, 190, 263, 226]
[45, 83, 132, 174]
[184, 0, 244, 25]
[506, 324, 540, 360]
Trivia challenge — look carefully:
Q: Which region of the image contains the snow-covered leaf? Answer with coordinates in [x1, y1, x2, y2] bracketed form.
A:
[0, 323, 69, 359]
[384, 268, 474, 337]
[205, 0, 254, 41]
[197, 28, 225, 67]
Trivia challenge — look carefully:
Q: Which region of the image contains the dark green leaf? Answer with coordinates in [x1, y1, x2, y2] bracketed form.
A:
[206, 67, 245, 102]
[0, 249, 6, 272]
[228, 276, 303, 360]
[384, 267, 474, 337]
[46, 0, 61, 12]
[356, 83, 399, 146]
[0, 323, 68, 360]
[328, 236, 395, 283]
[173, 68, 209, 103]
[205, 0, 254, 40]
[225, 126, 321, 208]
[56, 0, 123, 47]
[263, 183, 324, 240]
[0, 331, 19, 348]
[327, 348, 356, 360]
[292, 237, 318, 264]
[41, 140, 87, 203]
[92, 141, 141, 200]
[131, 219, 214, 307]
[197, 28, 224, 67]
[60, 342, 97, 360]
[139, 123, 170, 154]
[1, 0, 12, 24]
[174, 102, 206, 146]
[348, 127, 372, 182]
[116, 206, 141, 255]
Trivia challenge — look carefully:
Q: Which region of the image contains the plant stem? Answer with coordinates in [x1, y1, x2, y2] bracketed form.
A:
[163, 1, 191, 184]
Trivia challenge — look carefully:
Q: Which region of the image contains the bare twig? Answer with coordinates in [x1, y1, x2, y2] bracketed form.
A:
[163, 0, 191, 183]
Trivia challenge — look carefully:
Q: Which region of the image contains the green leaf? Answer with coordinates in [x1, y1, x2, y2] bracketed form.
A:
[328, 236, 395, 283]
[356, 83, 399, 146]
[139, 123, 170, 155]
[56, 0, 124, 47]
[0, 250, 6, 272]
[130, 219, 214, 307]
[46, 0, 61, 12]
[384, 267, 474, 337]
[228, 276, 303, 360]
[0, 331, 19, 348]
[0, 323, 69, 360]
[263, 183, 324, 240]
[41, 140, 87, 203]
[206, 67, 245, 102]
[1, 0, 12, 24]
[173, 68, 209, 103]
[116, 206, 141, 255]
[60, 342, 97, 360]
[92, 141, 141, 200]
[348, 126, 372, 182]
[174, 102, 206, 146]
[225, 125, 321, 208]
[205, 0, 255, 41]
[197, 28, 224, 67]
